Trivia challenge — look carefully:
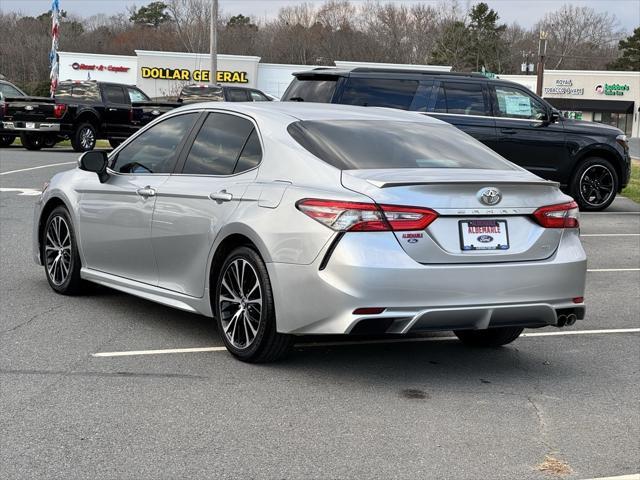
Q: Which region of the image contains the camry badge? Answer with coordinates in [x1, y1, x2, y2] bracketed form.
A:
[478, 187, 502, 206]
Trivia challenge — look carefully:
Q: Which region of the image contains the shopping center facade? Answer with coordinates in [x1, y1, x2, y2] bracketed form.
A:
[57, 50, 640, 137]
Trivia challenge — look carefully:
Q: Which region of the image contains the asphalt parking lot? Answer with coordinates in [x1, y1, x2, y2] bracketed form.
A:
[1, 147, 639, 480]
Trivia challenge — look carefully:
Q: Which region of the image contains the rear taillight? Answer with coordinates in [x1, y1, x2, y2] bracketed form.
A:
[533, 201, 579, 228]
[53, 103, 67, 118]
[128, 107, 134, 122]
[296, 199, 438, 232]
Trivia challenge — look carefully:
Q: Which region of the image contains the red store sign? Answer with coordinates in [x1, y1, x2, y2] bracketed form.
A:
[71, 62, 130, 73]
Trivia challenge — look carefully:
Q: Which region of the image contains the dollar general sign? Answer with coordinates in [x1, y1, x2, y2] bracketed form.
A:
[141, 67, 248, 83]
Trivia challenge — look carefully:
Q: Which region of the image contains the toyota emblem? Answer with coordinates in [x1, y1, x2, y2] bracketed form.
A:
[478, 187, 502, 206]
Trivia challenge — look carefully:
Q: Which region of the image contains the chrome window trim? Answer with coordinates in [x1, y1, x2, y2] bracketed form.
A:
[427, 111, 544, 123]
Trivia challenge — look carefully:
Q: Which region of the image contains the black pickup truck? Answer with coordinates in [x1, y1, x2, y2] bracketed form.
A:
[0, 79, 29, 147]
[2, 81, 159, 151]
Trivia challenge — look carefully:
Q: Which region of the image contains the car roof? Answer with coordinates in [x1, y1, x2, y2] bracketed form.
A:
[172, 101, 446, 124]
[293, 67, 485, 79]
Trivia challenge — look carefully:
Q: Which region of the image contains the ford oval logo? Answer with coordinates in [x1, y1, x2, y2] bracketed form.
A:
[477, 235, 493, 243]
[25, 105, 34, 111]
[478, 187, 502, 206]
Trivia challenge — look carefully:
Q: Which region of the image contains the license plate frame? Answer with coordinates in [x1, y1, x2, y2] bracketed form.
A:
[25, 122, 36, 129]
[459, 219, 510, 251]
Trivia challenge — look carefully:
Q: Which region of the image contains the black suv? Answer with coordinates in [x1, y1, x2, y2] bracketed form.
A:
[282, 68, 631, 210]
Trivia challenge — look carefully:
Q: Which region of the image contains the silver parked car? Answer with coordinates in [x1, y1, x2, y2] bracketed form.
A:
[33, 103, 587, 362]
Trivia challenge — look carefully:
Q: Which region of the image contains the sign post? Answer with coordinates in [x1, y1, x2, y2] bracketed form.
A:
[209, 0, 218, 85]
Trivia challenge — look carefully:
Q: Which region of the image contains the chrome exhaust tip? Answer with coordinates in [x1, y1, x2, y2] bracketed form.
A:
[566, 314, 577, 326]
[557, 314, 567, 327]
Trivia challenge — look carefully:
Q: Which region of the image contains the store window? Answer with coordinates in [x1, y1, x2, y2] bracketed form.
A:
[593, 112, 633, 136]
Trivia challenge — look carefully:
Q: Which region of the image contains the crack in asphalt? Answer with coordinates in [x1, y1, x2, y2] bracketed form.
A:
[0, 304, 64, 335]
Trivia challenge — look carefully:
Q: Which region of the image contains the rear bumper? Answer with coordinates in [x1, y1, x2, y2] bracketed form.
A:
[2, 121, 61, 132]
[268, 231, 587, 335]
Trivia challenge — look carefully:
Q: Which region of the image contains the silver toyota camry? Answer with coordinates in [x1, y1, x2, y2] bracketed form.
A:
[33, 103, 587, 362]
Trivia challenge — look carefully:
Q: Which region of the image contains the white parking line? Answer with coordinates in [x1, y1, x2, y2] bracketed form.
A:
[580, 475, 640, 480]
[588, 268, 640, 272]
[0, 161, 75, 176]
[581, 233, 640, 237]
[92, 328, 640, 358]
[0, 188, 42, 196]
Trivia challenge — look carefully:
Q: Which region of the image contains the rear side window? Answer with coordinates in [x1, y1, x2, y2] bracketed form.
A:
[103, 85, 126, 104]
[234, 129, 262, 172]
[288, 120, 517, 171]
[282, 77, 337, 102]
[434, 82, 488, 116]
[112, 113, 198, 174]
[226, 89, 250, 102]
[182, 113, 255, 175]
[340, 78, 419, 110]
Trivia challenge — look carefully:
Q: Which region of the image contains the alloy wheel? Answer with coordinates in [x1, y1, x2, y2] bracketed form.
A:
[219, 258, 263, 349]
[579, 164, 614, 208]
[80, 127, 95, 150]
[45, 215, 72, 286]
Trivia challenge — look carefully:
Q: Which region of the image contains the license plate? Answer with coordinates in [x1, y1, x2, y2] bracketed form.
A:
[26, 122, 36, 129]
[460, 220, 509, 251]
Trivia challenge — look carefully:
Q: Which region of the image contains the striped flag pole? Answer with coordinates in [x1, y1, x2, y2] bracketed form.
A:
[49, 0, 60, 97]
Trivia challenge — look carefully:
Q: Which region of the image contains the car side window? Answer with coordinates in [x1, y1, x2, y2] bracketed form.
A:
[103, 85, 126, 104]
[182, 113, 255, 175]
[234, 129, 262, 173]
[340, 77, 419, 110]
[433, 82, 489, 116]
[127, 87, 149, 102]
[250, 91, 269, 102]
[226, 89, 250, 102]
[0, 83, 22, 98]
[493, 85, 547, 120]
[111, 113, 198, 174]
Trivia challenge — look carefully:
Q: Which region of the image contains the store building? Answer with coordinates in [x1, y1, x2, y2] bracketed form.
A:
[57, 50, 638, 137]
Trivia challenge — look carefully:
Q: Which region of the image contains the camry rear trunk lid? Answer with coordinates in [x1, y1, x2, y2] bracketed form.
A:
[342, 168, 568, 264]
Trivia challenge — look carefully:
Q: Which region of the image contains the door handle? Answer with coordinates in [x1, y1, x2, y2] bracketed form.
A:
[500, 129, 517, 135]
[108, 108, 118, 112]
[209, 190, 233, 202]
[136, 186, 156, 198]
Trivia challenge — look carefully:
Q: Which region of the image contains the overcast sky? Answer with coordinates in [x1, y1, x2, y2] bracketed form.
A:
[2, 0, 639, 31]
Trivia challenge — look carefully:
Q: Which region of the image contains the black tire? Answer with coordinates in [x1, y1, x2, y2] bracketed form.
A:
[108, 138, 122, 149]
[570, 157, 618, 211]
[71, 122, 97, 152]
[214, 246, 292, 363]
[42, 206, 86, 295]
[454, 327, 524, 347]
[20, 132, 44, 151]
[0, 135, 14, 147]
[43, 136, 57, 148]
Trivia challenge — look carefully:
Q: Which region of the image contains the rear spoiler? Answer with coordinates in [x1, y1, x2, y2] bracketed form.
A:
[367, 179, 560, 188]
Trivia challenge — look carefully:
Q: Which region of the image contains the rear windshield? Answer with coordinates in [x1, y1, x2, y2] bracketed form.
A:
[55, 83, 100, 101]
[287, 120, 518, 171]
[282, 77, 337, 103]
[179, 86, 224, 102]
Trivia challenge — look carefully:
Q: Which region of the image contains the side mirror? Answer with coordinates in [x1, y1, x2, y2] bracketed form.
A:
[79, 151, 109, 183]
[549, 110, 561, 123]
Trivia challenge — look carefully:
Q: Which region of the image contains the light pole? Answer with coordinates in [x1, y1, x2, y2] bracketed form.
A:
[209, 0, 218, 85]
[536, 30, 548, 96]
